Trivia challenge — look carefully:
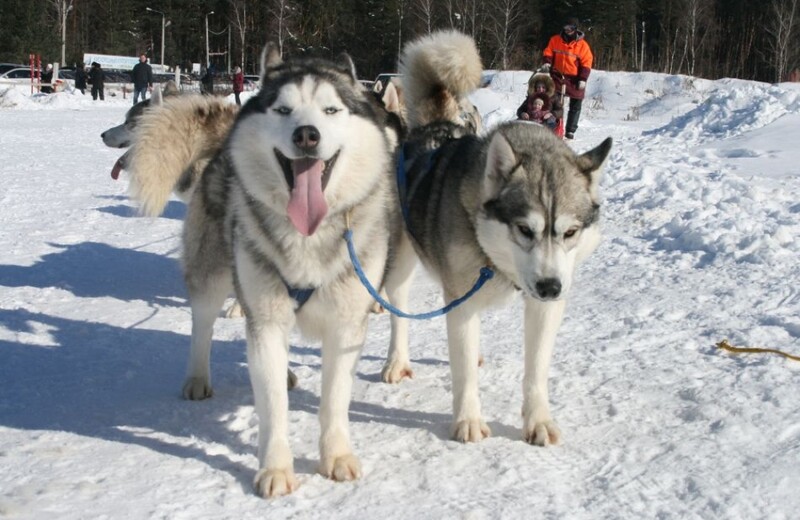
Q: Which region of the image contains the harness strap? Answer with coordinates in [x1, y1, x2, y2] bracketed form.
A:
[284, 282, 315, 309]
[396, 144, 438, 240]
[344, 226, 494, 320]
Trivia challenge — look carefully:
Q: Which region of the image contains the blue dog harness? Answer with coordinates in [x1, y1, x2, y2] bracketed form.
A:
[342, 144, 494, 320]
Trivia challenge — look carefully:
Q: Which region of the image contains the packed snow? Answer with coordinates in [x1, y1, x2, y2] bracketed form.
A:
[1, 69, 799, 519]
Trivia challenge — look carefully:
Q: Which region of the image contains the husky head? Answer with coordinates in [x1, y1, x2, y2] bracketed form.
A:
[102, 80, 179, 150]
[102, 80, 180, 180]
[228, 43, 397, 236]
[477, 123, 612, 301]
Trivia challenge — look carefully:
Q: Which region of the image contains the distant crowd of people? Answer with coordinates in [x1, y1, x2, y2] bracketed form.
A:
[34, 55, 247, 105]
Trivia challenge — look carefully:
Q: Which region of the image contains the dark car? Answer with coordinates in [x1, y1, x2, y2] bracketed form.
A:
[0, 63, 26, 75]
[372, 73, 401, 93]
[243, 74, 260, 91]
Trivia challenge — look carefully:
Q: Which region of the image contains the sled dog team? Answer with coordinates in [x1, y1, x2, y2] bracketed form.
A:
[107, 30, 612, 497]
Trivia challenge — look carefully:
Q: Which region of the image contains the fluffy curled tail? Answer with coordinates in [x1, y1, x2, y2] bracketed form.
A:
[126, 96, 237, 217]
[399, 30, 483, 129]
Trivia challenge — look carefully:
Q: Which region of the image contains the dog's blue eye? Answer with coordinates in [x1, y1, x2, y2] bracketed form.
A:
[516, 224, 534, 239]
[273, 106, 292, 115]
[324, 107, 341, 115]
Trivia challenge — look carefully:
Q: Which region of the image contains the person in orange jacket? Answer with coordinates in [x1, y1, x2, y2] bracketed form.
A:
[542, 17, 593, 139]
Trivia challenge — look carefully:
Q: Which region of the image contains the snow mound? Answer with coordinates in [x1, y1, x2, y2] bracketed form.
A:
[646, 80, 800, 142]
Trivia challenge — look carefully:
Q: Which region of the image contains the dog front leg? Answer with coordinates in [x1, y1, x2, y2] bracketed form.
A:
[446, 303, 490, 442]
[236, 254, 298, 498]
[522, 297, 566, 446]
[318, 317, 367, 482]
[248, 321, 297, 497]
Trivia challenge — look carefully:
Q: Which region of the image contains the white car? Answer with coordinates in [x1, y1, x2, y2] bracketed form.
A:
[0, 67, 72, 91]
[0, 67, 35, 83]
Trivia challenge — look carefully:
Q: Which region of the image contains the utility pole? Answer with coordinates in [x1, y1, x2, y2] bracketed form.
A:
[61, 0, 73, 67]
[146, 7, 167, 69]
[205, 11, 215, 68]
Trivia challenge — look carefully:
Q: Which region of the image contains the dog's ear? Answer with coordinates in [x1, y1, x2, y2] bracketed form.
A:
[336, 52, 358, 82]
[483, 131, 517, 201]
[381, 81, 401, 115]
[576, 137, 612, 197]
[259, 42, 282, 80]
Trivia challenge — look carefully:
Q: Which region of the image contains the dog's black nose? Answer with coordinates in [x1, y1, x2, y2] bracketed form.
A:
[292, 125, 320, 151]
[535, 278, 562, 299]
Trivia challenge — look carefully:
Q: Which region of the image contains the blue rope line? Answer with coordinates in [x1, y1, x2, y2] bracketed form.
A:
[344, 229, 494, 320]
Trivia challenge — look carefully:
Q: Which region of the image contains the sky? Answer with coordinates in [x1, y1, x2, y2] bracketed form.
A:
[1, 70, 799, 519]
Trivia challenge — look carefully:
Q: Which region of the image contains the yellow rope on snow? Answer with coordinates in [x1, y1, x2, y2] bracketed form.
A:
[716, 339, 800, 362]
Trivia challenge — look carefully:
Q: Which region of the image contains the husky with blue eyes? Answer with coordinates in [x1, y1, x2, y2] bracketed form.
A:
[171, 43, 412, 498]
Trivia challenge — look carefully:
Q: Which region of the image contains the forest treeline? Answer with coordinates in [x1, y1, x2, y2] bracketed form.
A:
[1, 0, 797, 83]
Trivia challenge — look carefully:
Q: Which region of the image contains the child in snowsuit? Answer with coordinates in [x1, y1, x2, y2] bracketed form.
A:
[518, 93, 556, 129]
[517, 72, 562, 131]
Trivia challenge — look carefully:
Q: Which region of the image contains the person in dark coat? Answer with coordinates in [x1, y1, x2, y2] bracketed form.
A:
[232, 65, 244, 105]
[88, 62, 104, 101]
[200, 66, 214, 95]
[41, 64, 54, 94]
[74, 62, 87, 95]
[131, 54, 153, 104]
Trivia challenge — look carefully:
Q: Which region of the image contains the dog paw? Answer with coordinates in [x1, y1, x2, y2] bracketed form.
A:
[321, 453, 362, 482]
[224, 300, 245, 318]
[523, 419, 561, 446]
[381, 360, 413, 383]
[253, 468, 298, 498]
[182, 377, 213, 400]
[287, 369, 298, 390]
[451, 419, 491, 443]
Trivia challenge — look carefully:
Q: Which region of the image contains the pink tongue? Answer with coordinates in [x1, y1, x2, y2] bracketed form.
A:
[286, 158, 328, 236]
[110, 157, 124, 180]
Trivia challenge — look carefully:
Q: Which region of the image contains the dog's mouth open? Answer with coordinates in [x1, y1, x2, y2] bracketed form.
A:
[274, 149, 340, 236]
[110, 151, 129, 180]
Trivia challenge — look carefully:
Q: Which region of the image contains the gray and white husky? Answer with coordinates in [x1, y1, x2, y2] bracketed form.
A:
[126, 44, 414, 497]
[394, 30, 613, 445]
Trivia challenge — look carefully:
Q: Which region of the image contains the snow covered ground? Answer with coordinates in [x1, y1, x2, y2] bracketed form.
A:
[1, 70, 799, 519]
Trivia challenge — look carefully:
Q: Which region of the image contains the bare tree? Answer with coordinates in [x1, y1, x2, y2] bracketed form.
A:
[397, 0, 406, 63]
[766, 0, 799, 82]
[413, 0, 436, 34]
[444, 0, 480, 37]
[487, 0, 523, 69]
[229, 0, 248, 70]
[269, 0, 296, 57]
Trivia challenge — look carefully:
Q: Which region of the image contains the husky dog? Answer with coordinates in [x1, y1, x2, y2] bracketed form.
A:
[126, 44, 413, 497]
[102, 81, 181, 180]
[394, 30, 612, 445]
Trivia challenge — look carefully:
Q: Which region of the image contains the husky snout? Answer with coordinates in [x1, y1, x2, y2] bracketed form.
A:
[534, 278, 562, 299]
[292, 125, 320, 152]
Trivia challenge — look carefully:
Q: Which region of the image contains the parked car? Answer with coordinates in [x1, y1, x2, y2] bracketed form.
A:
[243, 74, 260, 91]
[0, 67, 35, 83]
[372, 73, 401, 93]
[0, 63, 26, 75]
